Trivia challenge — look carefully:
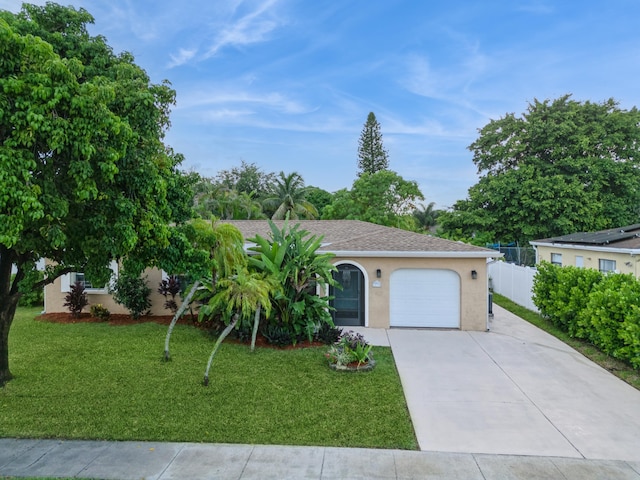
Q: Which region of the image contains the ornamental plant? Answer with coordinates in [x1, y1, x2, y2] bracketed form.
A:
[63, 282, 89, 318]
[90, 304, 111, 321]
[326, 331, 374, 368]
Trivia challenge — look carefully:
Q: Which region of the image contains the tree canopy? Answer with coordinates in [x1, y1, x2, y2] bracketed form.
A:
[323, 170, 423, 229]
[357, 112, 389, 176]
[439, 95, 640, 244]
[0, 3, 192, 385]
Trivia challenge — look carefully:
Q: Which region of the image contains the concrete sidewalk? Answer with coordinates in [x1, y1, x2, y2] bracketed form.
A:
[2, 438, 640, 479]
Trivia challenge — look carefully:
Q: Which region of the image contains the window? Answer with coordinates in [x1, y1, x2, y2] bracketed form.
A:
[575, 256, 584, 268]
[61, 261, 118, 294]
[551, 253, 562, 266]
[599, 259, 616, 273]
[72, 273, 94, 290]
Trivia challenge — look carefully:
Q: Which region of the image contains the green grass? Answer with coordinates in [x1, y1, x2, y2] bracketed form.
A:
[494, 293, 640, 391]
[0, 308, 417, 450]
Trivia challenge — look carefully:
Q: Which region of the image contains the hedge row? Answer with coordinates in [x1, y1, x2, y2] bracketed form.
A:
[532, 261, 640, 369]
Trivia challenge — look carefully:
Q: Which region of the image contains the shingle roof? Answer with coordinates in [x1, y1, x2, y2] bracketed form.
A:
[221, 220, 498, 258]
[532, 224, 640, 250]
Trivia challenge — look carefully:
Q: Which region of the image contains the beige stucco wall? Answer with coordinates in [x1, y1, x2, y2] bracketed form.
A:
[535, 245, 640, 277]
[45, 266, 169, 316]
[332, 256, 489, 331]
[45, 256, 490, 331]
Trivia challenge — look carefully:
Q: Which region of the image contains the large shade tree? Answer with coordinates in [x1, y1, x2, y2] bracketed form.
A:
[439, 95, 640, 244]
[0, 4, 192, 385]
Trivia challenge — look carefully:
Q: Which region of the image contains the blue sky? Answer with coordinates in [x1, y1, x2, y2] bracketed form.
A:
[3, 1, 640, 208]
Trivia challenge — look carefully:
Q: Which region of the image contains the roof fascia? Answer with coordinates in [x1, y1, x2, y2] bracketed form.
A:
[321, 250, 502, 259]
[529, 241, 640, 256]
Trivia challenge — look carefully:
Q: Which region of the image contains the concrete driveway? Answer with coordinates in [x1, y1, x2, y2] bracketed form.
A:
[357, 304, 640, 461]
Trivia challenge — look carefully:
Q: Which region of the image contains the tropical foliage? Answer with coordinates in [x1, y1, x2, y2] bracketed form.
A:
[247, 219, 338, 343]
[262, 171, 318, 220]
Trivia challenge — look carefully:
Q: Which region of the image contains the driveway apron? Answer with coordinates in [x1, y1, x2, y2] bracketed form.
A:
[386, 304, 640, 461]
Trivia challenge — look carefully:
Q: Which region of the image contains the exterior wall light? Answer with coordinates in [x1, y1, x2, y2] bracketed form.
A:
[376, 269, 382, 278]
[471, 270, 478, 280]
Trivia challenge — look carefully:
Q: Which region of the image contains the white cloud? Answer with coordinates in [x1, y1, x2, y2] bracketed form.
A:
[204, 0, 284, 58]
[167, 48, 197, 68]
[177, 88, 309, 115]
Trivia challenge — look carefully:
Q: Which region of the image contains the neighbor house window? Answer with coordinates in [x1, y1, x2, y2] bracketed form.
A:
[61, 261, 118, 294]
[72, 273, 94, 290]
[575, 256, 584, 268]
[599, 259, 616, 273]
[551, 253, 562, 266]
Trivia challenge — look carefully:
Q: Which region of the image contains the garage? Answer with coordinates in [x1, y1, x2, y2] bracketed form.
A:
[389, 269, 460, 328]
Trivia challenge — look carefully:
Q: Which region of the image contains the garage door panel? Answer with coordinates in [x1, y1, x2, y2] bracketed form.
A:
[390, 269, 460, 328]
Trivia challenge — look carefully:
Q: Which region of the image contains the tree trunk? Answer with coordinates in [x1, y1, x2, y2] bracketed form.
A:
[163, 280, 200, 361]
[203, 313, 238, 386]
[250, 304, 261, 353]
[0, 295, 19, 387]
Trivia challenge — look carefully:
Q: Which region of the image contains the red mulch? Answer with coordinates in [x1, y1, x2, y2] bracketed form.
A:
[35, 312, 325, 350]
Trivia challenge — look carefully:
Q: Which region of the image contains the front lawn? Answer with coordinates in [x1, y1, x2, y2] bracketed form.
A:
[0, 308, 417, 450]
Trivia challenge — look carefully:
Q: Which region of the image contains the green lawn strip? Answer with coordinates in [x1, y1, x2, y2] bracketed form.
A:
[493, 294, 640, 391]
[1, 308, 417, 450]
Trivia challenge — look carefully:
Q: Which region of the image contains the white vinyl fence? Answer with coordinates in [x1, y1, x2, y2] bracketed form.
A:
[488, 261, 539, 312]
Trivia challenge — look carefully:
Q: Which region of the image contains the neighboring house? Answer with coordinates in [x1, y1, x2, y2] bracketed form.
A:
[44, 261, 169, 317]
[530, 223, 640, 277]
[45, 220, 500, 331]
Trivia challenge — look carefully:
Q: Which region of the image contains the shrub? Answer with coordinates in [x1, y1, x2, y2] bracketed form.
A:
[90, 304, 111, 321]
[111, 273, 151, 320]
[581, 273, 640, 355]
[63, 281, 88, 318]
[315, 321, 342, 345]
[262, 323, 294, 347]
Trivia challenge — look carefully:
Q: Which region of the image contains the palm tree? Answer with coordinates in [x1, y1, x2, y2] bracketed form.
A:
[263, 171, 318, 220]
[201, 269, 275, 386]
[163, 220, 247, 361]
[413, 202, 439, 232]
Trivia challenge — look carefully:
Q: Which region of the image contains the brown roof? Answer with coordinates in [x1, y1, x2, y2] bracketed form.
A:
[531, 224, 640, 251]
[221, 220, 498, 258]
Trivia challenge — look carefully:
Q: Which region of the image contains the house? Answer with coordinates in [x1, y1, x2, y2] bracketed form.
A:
[530, 223, 640, 277]
[44, 220, 500, 331]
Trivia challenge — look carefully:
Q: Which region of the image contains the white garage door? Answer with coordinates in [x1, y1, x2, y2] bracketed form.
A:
[390, 269, 460, 328]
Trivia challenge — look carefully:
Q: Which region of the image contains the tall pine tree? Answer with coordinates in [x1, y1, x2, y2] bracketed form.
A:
[357, 112, 389, 176]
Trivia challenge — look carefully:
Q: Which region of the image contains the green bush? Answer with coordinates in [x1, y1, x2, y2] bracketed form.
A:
[533, 263, 640, 368]
[580, 273, 640, 356]
[618, 306, 640, 369]
[111, 273, 151, 320]
[90, 303, 111, 321]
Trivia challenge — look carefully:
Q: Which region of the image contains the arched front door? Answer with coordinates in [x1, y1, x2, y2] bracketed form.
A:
[330, 264, 365, 326]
